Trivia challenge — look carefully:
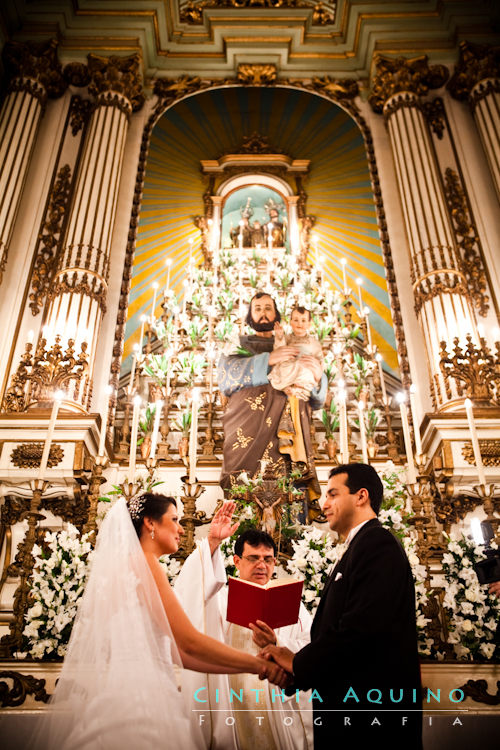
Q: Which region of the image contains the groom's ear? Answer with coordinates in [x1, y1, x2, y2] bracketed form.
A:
[356, 488, 370, 507]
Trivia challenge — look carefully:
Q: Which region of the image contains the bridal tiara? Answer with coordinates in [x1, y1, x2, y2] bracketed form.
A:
[127, 492, 146, 520]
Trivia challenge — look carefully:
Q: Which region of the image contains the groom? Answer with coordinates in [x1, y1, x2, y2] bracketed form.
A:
[262, 463, 423, 749]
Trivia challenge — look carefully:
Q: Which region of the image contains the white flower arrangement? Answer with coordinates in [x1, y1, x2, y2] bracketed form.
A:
[158, 555, 182, 585]
[441, 532, 500, 661]
[24, 525, 93, 659]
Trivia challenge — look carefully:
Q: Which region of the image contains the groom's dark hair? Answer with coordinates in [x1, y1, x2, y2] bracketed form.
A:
[234, 528, 277, 557]
[329, 463, 384, 515]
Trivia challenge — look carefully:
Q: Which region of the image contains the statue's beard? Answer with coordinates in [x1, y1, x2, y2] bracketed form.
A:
[250, 316, 275, 332]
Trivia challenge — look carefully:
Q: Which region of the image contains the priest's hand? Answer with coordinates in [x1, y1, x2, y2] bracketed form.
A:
[208, 501, 240, 556]
[259, 644, 295, 675]
[249, 619, 277, 648]
[257, 658, 292, 688]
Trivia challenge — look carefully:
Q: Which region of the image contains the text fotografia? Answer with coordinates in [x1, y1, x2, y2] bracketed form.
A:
[193, 687, 465, 705]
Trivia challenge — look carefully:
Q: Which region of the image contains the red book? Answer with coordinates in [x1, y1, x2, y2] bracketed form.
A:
[226, 576, 303, 630]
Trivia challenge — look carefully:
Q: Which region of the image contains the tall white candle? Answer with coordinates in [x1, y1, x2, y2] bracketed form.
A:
[464, 398, 486, 486]
[409, 384, 423, 455]
[376, 353, 388, 403]
[338, 388, 349, 464]
[189, 389, 201, 483]
[130, 344, 140, 390]
[139, 315, 147, 354]
[363, 307, 373, 349]
[358, 401, 369, 463]
[150, 400, 164, 459]
[129, 395, 141, 483]
[151, 281, 159, 321]
[341, 257, 348, 294]
[268, 223, 273, 251]
[38, 391, 64, 480]
[397, 394, 417, 484]
[98, 385, 114, 456]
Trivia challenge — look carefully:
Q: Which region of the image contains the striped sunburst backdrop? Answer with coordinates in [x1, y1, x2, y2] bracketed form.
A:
[124, 86, 399, 376]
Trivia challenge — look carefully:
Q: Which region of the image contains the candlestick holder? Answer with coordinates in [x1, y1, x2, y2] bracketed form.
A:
[146, 456, 157, 477]
[178, 475, 208, 558]
[82, 455, 109, 535]
[201, 393, 217, 458]
[0, 479, 48, 656]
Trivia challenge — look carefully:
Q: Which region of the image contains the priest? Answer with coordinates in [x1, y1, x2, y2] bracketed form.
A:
[175, 501, 313, 750]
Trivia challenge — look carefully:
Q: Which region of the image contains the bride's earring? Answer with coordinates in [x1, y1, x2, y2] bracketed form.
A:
[151, 526, 155, 540]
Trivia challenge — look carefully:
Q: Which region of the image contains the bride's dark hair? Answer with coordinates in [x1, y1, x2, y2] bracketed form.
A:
[129, 492, 177, 537]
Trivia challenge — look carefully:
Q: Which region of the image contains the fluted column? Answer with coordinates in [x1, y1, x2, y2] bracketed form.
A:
[0, 40, 65, 284]
[370, 55, 480, 411]
[449, 41, 500, 203]
[43, 53, 144, 410]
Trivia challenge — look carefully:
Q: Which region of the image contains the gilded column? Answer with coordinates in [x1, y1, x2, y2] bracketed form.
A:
[0, 40, 65, 284]
[370, 55, 480, 410]
[43, 53, 144, 409]
[448, 41, 500, 203]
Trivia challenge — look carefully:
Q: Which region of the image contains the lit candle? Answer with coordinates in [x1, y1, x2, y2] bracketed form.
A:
[165, 258, 172, 295]
[363, 307, 373, 349]
[356, 277, 363, 312]
[129, 395, 141, 483]
[358, 401, 369, 463]
[338, 387, 349, 464]
[130, 343, 140, 390]
[150, 399, 164, 460]
[409, 384, 423, 455]
[376, 353, 388, 403]
[238, 233, 243, 251]
[189, 388, 201, 483]
[151, 281, 159, 321]
[464, 398, 486, 486]
[27, 330, 34, 345]
[340, 257, 348, 294]
[397, 393, 417, 484]
[139, 315, 147, 354]
[318, 255, 325, 286]
[98, 385, 114, 456]
[268, 222, 273, 251]
[38, 390, 64, 480]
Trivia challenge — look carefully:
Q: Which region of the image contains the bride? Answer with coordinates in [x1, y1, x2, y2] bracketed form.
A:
[32, 493, 286, 749]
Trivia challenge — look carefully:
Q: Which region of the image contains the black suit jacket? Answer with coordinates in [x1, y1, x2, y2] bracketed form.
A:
[293, 519, 422, 747]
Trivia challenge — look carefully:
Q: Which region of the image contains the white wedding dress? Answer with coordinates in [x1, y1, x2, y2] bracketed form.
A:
[30, 497, 202, 749]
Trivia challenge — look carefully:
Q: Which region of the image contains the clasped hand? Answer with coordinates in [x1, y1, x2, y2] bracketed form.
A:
[258, 644, 295, 687]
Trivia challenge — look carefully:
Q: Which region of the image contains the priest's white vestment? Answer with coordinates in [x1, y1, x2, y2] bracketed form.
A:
[175, 538, 313, 750]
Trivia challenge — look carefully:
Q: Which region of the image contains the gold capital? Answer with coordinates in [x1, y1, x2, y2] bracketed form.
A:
[369, 54, 448, 114]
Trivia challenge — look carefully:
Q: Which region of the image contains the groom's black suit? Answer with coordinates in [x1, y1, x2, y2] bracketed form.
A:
[292, 518, 422, 748]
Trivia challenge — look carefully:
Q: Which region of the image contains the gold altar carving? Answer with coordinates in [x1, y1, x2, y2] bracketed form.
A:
[423, 97, 446, 139]
[88, 53, 145, 113]
[29, 165, 72, 316]
[10, 443, 64, 470]
[63, 61, 91, 88]
[439, 336, 500, 405]
[448, 40, 500, 104]
[369, 54, 449, 114]
[443, 167, 489, 317]
[68, 95, 92, 136]
[0, 670, 49, 708]
[237, 63, 277, 86]
[179, 0, 336, 26]
[2, 38, 66, 105]
[2, 336, 89, 413]
[463, 440, 500, 468]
